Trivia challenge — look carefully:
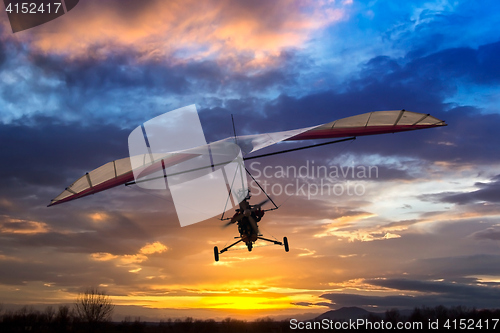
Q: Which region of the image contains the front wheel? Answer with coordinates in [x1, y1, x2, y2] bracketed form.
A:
[214, 246, 219, 262]
[283, 237, 289, 252]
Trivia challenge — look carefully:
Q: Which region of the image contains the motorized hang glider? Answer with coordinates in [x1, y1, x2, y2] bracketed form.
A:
[48, 109, 446, 261]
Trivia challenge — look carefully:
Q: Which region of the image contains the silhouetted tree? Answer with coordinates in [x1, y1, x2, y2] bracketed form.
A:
[385, 308, 402, 324]
[74, 287, 114, 331]
[44, 305, 55, 323]
[54, 305, 73, 332]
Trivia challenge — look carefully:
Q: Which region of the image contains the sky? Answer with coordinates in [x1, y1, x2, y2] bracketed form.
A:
[1, 0, 500, 322]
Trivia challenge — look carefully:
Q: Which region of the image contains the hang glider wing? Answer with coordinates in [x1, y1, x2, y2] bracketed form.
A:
[47, 144, 231, 207]
[48, 153, 194, 207]
[230, 109, 446, 154]
[48, 110, 446, 207]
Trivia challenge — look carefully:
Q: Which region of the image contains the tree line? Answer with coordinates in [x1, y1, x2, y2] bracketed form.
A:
[1, 289, 500, 332]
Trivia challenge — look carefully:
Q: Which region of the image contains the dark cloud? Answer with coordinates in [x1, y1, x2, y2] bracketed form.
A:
[28, 41, 300, 96]
[321, 278, 500, 310]
[367, 278, 492, 297]
[413, 254, 500, 278]
[0, 206, 171, 255]
[4, 217, 151, 255]
[424, 174, 500, 205]
[472, 227, 500, 241]
[31, 50, 190, 94]
[0, 39, 6, 68]
[0, 118, 129, 189]
[475, 41, 500, 82]
[292, 302, 315, 307]
[0, 255, 117, 286]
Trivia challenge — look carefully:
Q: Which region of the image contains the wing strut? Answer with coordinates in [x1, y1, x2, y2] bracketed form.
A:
[125, 136, 356, 187]
[243, 136, 356, 161]
[231, 114, 238, 144]
[245, 167, 278, 211]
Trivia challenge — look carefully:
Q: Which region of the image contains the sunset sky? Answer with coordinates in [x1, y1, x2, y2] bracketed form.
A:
[1, 0, 500, 321]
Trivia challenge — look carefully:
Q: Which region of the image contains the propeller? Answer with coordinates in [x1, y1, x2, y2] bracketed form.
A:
[222, 220, 235, 228]
[223, 213, 244, 228]
[222, 209, 248, 228]
[252, 198, 269, 211]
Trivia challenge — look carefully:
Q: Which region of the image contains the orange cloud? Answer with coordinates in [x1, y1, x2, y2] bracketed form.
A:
[90, 241, 168, 265]
[139, 241, 168, 255]
[89, 212, 109, 222]
[313, 212, 377, 239]
[0, 218, 50, 234]
[13, 0, 350, 69]
[90, 252, 118, 261]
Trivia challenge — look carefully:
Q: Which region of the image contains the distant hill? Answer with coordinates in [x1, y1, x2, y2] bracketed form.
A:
[314, 307, 379, 321]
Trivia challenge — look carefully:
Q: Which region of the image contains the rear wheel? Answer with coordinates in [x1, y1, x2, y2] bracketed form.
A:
[247, 243, 253, 252]
[214, 246, 219, 262]
[283, 237, 289, 252]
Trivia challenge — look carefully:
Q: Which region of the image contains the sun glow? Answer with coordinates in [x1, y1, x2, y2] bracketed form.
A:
[111, 285, 326, 312]
[200, 295, 294, 310]
[112, 294, 296, 311]
[89, 212, 108, 222]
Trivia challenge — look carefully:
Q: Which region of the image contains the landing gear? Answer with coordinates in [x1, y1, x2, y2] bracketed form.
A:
[213, 238, 243, 262]
[214, 246, 219, 262]
[214, 235, 290, 261]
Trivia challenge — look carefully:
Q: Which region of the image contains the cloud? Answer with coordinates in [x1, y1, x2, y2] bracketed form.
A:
[139, 241, 168, 255]
[424, 174, 500, 205]
[0, 118, 132, 195]
[12, 0, 349, 68]
[345, 0, 500, 62]
[411, 254, 500, 279]
[91, 252, 118, 261]
[472, 227, 500, 241]
[1, 209, 160, 256]
[320, 278, 500, 310]
[0, 35, 305, 126]
[0, 218, 50, 234]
